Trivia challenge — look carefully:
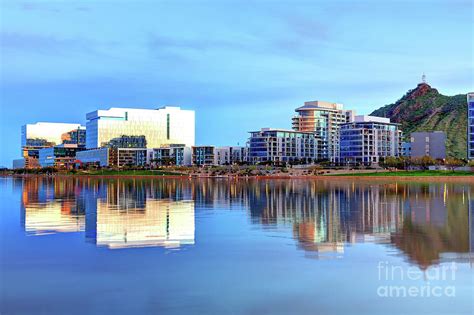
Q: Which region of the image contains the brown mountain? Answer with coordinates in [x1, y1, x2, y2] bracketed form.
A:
[370, 83, 468, 158]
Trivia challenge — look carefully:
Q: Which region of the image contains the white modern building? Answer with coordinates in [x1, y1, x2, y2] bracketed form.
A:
[215, 146, 248, 165]
[340, 115, 402, 165]
[85, 106, 195, 149]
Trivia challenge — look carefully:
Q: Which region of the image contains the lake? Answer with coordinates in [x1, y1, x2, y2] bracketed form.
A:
[0, 177, 473, 314]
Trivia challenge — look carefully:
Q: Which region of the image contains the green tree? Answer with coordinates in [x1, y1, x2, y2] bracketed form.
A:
[382, 157, 404, 170]
[412, 156, 436, 170]
[444, 157, 465, 172]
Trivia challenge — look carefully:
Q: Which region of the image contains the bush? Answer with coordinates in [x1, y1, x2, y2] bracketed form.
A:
[445, 157, 465, 171]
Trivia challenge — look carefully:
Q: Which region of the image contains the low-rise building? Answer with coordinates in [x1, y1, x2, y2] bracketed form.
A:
[38, 144, 85, 168]
[401, 142, 412, 157]
[248, 128, 318, 164]
[112, 148, 148, 167]
[215, 146, 248, 165]
[192, 146, 216, 166]
[340, 115, 402, 165]
[76, 147, 148, 168]
[232, 146, 248, 164]
[149, 144, 192, 166]
[76, 148, 110, 167]
[12, 159, 25, 169]
[190, 145, 248, 166]
[410, 131, 446, 159]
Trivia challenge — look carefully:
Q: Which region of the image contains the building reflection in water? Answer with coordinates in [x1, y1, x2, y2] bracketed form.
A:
[21, 177, 195, 249]
[21, 178, 85, 235]
[19, 177, 473, 267]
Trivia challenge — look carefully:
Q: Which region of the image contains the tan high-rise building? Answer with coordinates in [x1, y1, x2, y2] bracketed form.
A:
[292, 101, 354, 162]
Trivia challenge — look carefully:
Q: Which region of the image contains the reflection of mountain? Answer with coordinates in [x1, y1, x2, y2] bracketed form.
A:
[245, 181, 471, 266]
[392, 188, 470, 269]
[19, 177, 473, 266]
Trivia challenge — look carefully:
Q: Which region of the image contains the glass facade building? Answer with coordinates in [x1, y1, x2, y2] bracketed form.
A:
[86, 106, 195, 149]
[61, 127, 86, 146]
[76, 148, 147, 167]
[248, 128, 318, 164]
[340, 115, 402, 165]
[292, 101, 354, 162]
[76, 148, 110, 167]
[468, 93, 474, 159]
[106, 135, 147, 148]
[20, 122, 85, 168]
[38, 144, 85, 168]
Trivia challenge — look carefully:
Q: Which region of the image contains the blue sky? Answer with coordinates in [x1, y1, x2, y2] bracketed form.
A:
[0, 0, 472, 167]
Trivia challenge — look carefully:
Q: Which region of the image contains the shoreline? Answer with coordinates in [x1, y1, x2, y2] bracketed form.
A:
[3, 173, 474, 182]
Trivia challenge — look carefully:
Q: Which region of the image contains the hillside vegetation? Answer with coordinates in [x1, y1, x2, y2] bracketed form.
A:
[370, 83, 467, 158]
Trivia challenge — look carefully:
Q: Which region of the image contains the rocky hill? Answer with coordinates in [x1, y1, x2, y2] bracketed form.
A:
[370, 83, 468, 158]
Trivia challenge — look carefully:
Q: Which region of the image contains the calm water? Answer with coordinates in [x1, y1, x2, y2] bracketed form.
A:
[0, 177, 473, 315]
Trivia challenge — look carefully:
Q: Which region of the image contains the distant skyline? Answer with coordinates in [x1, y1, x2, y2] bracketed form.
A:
[1, 0, 473, 167]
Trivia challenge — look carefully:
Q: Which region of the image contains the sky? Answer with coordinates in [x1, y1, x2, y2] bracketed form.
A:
[0, 0, 473, 167]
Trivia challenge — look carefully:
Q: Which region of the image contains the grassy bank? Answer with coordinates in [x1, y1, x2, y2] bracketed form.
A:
[330, 170, 474, 177]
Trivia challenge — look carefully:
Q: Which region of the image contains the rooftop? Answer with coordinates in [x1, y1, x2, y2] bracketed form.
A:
[86, 106, 193, 120]
[295, 100, 344, 112]
[342, 115, 400, 126]
[249, 128, 315, 134]
[354, 115, 390, 123]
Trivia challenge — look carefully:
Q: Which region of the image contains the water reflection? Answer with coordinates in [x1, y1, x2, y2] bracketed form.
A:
[246, 181, 472, 268]
[21, 178, 85, 235]
[18, 177, 473, 267]
[21, 178, 195, 249]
